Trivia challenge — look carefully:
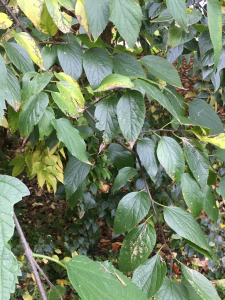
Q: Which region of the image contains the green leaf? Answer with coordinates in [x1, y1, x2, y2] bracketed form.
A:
[108, 143, 134, 169]
[2, 41, 34, 73]
[181, 173, 204, 217]
[45, 0, 72, 33]
[83, 47, 112, 90]
[139, 56, 182, 87]
[19, 92, 49, 136]
[157, 137, 185, 182]
[14, 31, 44, 69]
[41, 46, 57, 70]
[22, 71, 52, 101]
[182, 277, 203, 300]
[64, 156, 91, 199]
[84, 0, 110, 40]
[118, 223, 156, 272]
[57, 41, 83, 80]
[95, 97, 119, 144]
[0, 55, 8, 119]
[164, 206, 213, 255]
[207, 0, 222, 69]
[109, 0, 142, 48]
[52, 118, 89, 163]
[157, 277, 189, 300]
[77, 126, 94, 139]
[117, 90, 145, 142]
[114, 191, 151, 234]
[217, 176, 225, 199]
[134, 79, 179, 119]
[132, 253, 166, 298]
[189, 99, 224, 135]
[38, 107, 55, 140]
[46, 285, 66, 300]
[94, 74, 135, 92]
[181, 264, 220, 300]
[204, 186, 219, 223]
[113, 167, 137, 193]
[4, 66, 22, 111]
[40, 2, 58, 36]
[168, 22, 196, 48]
[66, 255, 148, 300]
[166, 0, 187, 30]
[215, 148, 225, 161]
[17, 0, 44, 29]
[68, 179, 87, 209]
[0, 175, 30, 299]
[207, 167, 217, 186]
[113, 53, 145, 78]
[51, 92, 78, 118]
[137, 138, 158, 181]
[183, 139, 209, 188]
[187, 9, 202, 25]
[9, 155, 25, 177]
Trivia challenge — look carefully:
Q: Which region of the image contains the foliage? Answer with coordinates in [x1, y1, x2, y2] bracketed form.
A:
[0, 0, 225, 299]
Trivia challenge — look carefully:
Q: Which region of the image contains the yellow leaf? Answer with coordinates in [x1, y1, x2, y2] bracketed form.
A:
[52, 255, 59, 260]
[60, 147, 66, 159]
[32, 150, 41, 164]
[56, 279, 69, 287]
[14, 31, 44, 69]
[17, 0, 44, 30]
[45, 0, 71, 33]
[221, 224, 225, 229]
[23, 291, 33, 300]
[194, 132, 225, 149]
[75, 0, 91, 38]
[42, 258, 49, 264]
[72, 251, 78, 257]
[63, 257, 71, 262]
[0, 13, 13, 29]
[55, 249, 62, 254]
[8, 0, 18, 7]
[0, 116, 8, 128]
[40, 3, 58, 35]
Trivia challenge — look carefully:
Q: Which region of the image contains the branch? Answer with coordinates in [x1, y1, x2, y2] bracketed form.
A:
[0, 24, 19, 41]
[141, 129, 183, 134]
[13, 213, 47, 300]
[0, 0, 41, 51]
[84, 91, 115, 112]
[136, 156, 174, 277]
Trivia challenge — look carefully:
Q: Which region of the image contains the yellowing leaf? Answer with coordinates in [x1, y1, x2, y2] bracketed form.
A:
[17, 0, 44, 29]
[40, 3, 58, 35]
[45, 0, 72, 33]
[1, 116, 8, 128]
[23, 291, 33, 300]
[0, 13, 13, 29]
[14, 31, 44, 69]
[94, 74, 135, 92]
[75, 0, 91, 38]
[196, 133, 225, 149]
[63, 257, 71, 262]
[57, 279, 70, 287]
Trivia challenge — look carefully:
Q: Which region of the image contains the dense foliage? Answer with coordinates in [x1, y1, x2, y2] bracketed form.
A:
[0, 0, 225, 299]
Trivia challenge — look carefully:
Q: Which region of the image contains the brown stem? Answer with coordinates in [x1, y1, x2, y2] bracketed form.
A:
[141, 129, 183, 134]
[0, 24, 19, 41]
[136, 156, 174, 277]
[38, 41, 67, 45]
[84, 91, 115, 112]
[0, 0, 41, 51]
[13, 213, 47, 300]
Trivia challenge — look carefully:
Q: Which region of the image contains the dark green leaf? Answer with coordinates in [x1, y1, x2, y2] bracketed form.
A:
[108, 143, 134, 169]
[114, 191, 151, 234]
[204, 185, 219, 223]
[118, 223, 156, 272]
[4, 66, 22, 111]
[113, 53, 145, 78]
[168, 22, 196, 48]
[113, 167, 137, 193]
[68, 179, 87, 209]
[157, 137, 185, 182]
[132, 253, 166, 298]
[214, 148, 225, 161]
[83, 47, 112, 90]
[117, 90, 145, 142]
[41, 45, 57, 70]
[166, 0, 187, 30]
[157, 277, 189, 300]
[38, 107, 55, 140]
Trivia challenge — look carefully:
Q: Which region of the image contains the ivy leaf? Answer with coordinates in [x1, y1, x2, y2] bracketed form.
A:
[45, 0, 72, 33]
[57, 42, 83, 80]
[189, 99, 224, 135]
[183, 139, 209, 188]
[157, 277, 189, 300]
[164, 206, 213, 256]
[94, 74, 135, 92]
[2, 41, 34, 73]
[66, 255, 148, 300]
[113, 53, 146, 78]
[181, 264, 220, 300]
[64, 156, 91, 199]
[109, 0, 142, 48]
[84, 0, 110, 40]
[19, 92, 49, 136]
[113, 167, 137, 193]
[38, 107, 55, 140]
[204, 186, 219, 223]
[117, 90, 145, 142]
[139, 56, 182, 87]
[41, 46, 57, 70]
[134, 79, 179, 119]
[52, 118, 89, 163]
[40, 2, 58, 36]
[17, 0, 44, 30]
[166, 0, 187, 30]
[114, 191, 151, 234]
[118, 223, 156, 272]
[157, 137, 185, 183]
[108, 143, 134, 169]
[95, 97, 119, 144]
[83, 47, 112, 90]
[207, 0, 222, 69]
[132, 253, 166, 298]
[14, 31, 44, 69]
[137, 138, 158, 181]
[4, 66, 22, 112]
[181, 173, 204, 218]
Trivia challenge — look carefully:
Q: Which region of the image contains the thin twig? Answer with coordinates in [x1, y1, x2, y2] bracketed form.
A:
[84, 91, 115, 112]
[38, 41, 67, 45]
[13, 213, 47, 300]
[0, 24, 19, 41]
[136, 156, 174, 277]
[141, 129, 183, 134]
